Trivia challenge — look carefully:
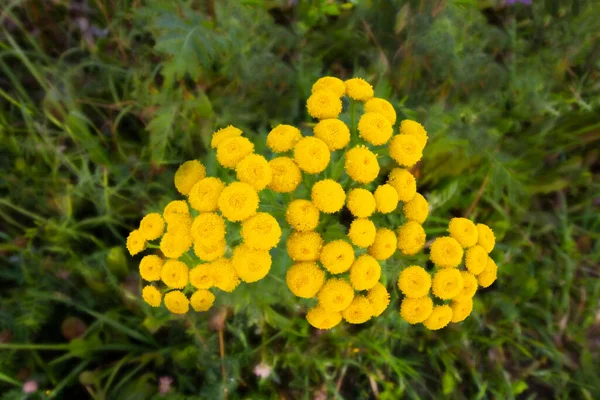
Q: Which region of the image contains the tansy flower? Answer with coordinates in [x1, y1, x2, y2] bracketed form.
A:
[231, 245, 272, 283]
[216, 136, 255, 169]
[188, 177, 225, 212]
[211, 125, 243, 149]
[191, 213, 226, 244]
[319, 240, 355, 274]
[455, 271, 478, 302]
[126, 230, 146, 256]
[349, 254, 381, 291]
[161, 260, 189, 289]
[142, 285, 161, 307]
[358, 112, 393, 145]
[313, 119, 351, 151]
[346, 188, 376, 218]
[477, 257, 498, 288]
[164, 290, 189, 314]
[398, 266, 431, 298]
[389, 135, 423, 167]
[293, 137, 330, 174]
[317, 278, 355, 312]
[285, 200, 320, 232]
[451, 298, 473, 323]
[190, 290, 215, 312]
[311, 179, 346, 213]
[218, 182, 259, 222]
[210, 258, 240, 292]
[166, 212, 192, 234]
[306, 90, 343, 119]
[368, 228, 397, 261]
[286, 231, 323, 262]
[139, 255, 163, 281]
[448, 218, 478, 248]
[367, 283, 390, 317]
[342, 296, 373, 324]
[306, 305, 343, 330]
[387, 168, 416, 202]
[159, 231, 192, 259]
[266, 124, 302, 153]
[403, 193, 429, 224]
[399, 120, 428, 151]
[163, 200, 190, 224]
[236, 154, 272, 191]
[193, 239, 226, 262]
[432, 268, 464, 300]
[397, 221, 426, 256]
[400, 296, 433, 324]
[465, 245, 488, 275]
[139, 213, 165, 240]
[477, 224, 496, 253]
[344, 78, 374, 101]
[423, 305, 453, 330]
[344, 145, 380, 184]
[189, 264, 214, 289]
[364, 98, 396, 124]
[268, 157, 302, 193]
[374, 184, 399, 214]
[311, 76, 346, 97]
[241, 212, 282, 250]
[430, 237, 464, 268]
[285, 262, 325, 298]
[348, 218, 377, 248]
[174, 160, 206, 195]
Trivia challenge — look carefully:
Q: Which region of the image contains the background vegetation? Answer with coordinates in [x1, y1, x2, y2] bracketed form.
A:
[1, 0, 599, 398]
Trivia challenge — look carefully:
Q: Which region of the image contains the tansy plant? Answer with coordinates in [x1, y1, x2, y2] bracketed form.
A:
[126, 76, 499, 331]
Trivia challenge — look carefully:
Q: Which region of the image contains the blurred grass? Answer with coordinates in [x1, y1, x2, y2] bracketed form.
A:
[1, 0, 599, 399]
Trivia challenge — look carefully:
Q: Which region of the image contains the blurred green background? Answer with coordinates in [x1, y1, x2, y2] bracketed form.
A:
[1, 0, 599, 399]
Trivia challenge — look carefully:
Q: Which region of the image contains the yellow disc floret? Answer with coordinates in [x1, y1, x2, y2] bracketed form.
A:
[451, 298, 473, 323]
[374, 184, 399, 214]
[241, 212, 282, 250]
[311, 179, 346, 214]
[344, 145, 380, 184]
[285, 199, 320, 232]
[342, 296, 373, 324]
[313, 119, 351, 151]
[210, 258, 240, 293]
[319, 240, 355, 274]
[423, 305, 453, 330]
[455, 271, 478, 301]
[159, 230, 192, 259]
[139, 213, 165, 241]
[311, 76, 346, 97]
[364, 98, 396, 124]
[398, 266, 431, 298]
[430, 236, 464, 268]
[346, 188, 376, 218]
[285, 262, 326, 298]
[344, 78, 374, 101]
[477, 223, 496, 253]
[189, 264, 213, 289]
[218, 182, 259, 222]
[211, 125, 243, 149]
[432, 268, 464, 300]
[286, 231, 323, 262]
[397, 221, 426, 256]
[231, 245, 272, 283]
[293, 137, 330, 174]
[163, 200, 190, 224]
[399, 120, 428, 151]
[139, 255, 164, 281]
[266, 124, 302, 153]
[216, 136, 255, 169]
[268, 157, 302, 193]
[387, 168, 416, 202]
[236, 154, 272, 191]
[164, 290, 189, 314]
[191, 213, 226, 244]
[317, 278, 354, 312]
[193, 239, 226, 262]
[161, 260, 189, 289]
[465, 245, 488, 275]
[448, 218, 478, 248]
[142, 285, 162, 307]
[367, 283, 390, 317]
[126, 229, 146, 256]
[477, 257, 498, 288]
[349, 254, 381, 291]
[389, 134, 423, 167]
[348, 218, 377, 248]
[188, 177, 225, 212]
[403, 193, 429, 224]
[306, 90, 343, 120]
[368, 228, 397, 261]
[358, 112, 393, 145]
[190, 290, 215, 312]
[400, 296, 433, 324]
[306, 305, 343, 330]
[174, 160, 206, 195]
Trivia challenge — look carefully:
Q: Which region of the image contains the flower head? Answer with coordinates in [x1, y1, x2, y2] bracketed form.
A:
[293, 137, 330, 174]
[477, 223, 496, 253]
[286, 231, 323, 262]
[344, 78, 374, 101]
[139, 255, 163, 281]
[387, 168, 416, 202]
[236, 154, 272, 191]
[448, 218, 478, 248]
[190, 289, 215, 312]
[142, 285, 162, 307]
[126, 230, 146, 256]
[210, 258, 240, 292]
[313, 119, 351, 151]
[400, 296, 433, 324]
[218, 182, 259, 222]
[397, 221, 426, 256]
[267, 124, 302, 153]
[368, 228, 397, 260]
[364, 98, 396, 124]
[465, 245, 488, 275]
[477, 257, 498, 288]
[432, 268, 464, 300]
[286, 199, 320, 232]
[231, 245, 272, 283]
[455, 271, 478, 301]
[389, 134, 423, 167]
[306, 90, 342, 119]
[348, 218, 377, 248]
[403, 193, 429, 224]
[241, 212, 282, 250]
[423, 305, 453, 330]
[399, 120, 428, 151]
[367, 282, 390, 317]
[342, 296, 373, 324]
[211, 125, 242, 149]
[174, 160, 206, 195]
[268, 157, 302, 193]
[430, 237, 464, 268]
[346, 188, 376, 218]
[311, 179, 346, 213]
[318, 278, 354, 312]
[306, 305, 343, 330]
[159, 230, 192, 259]
[349, 254, 381, 291]
[451, 298, 473, 323]
[319, 240, 355, 274]
[312, 76, 346, 97]
[374, 184, 399, 214]
[286, 262, 325, 298]
[164, 290, 189, 314]
[358, 112, 393, 145]
[193, 239, 226, 261]
[398, 266, 431, 298]
[191, 213, 226, 244]
[216, 136, 255, 169]
[139, 213, 165, 240]
[189, 264, 214, 289]
[188, 177, 225, 212]
[344, 145, 380, 184]
[161, 260, 189, 289]
[163, 200, 190, 224]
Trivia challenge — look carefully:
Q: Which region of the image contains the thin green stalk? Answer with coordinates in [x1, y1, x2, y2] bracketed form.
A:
[0, 343, 69, 351]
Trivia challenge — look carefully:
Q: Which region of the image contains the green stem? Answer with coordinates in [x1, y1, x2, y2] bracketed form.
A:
[350, 100, 357, 135]
[0, 343, 69, 351]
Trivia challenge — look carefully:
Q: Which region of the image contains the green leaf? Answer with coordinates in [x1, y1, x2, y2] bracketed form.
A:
[442, 370, 456, 395]
[146, 105, 177, 163]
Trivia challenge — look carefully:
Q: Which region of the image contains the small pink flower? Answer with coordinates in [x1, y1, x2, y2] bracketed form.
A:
[253, 362, 272, 379]
[158, 376, 173, 395]
[23, 380, 38, 394]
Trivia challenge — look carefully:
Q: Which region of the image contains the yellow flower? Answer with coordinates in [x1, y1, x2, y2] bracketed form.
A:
[344, 78, 374, 101]
[368, 228, 397, 261]
[285, 262, 326, 298]
[342, 296, 373, 324]
[455, 271, 478, 301]
[241, 212, 282, 250]
[358, 112, 393, 145]
[451, 298, 473, 323]
[389, 135, 423, 167]
[397, 221, 426, 256]
[163, 200, 190, 224]
[285, 199, 320, 232]
[313, 119, 351, 151]
[465, 245, 488, 275]
[189, 263, 213, 289]
[374, 184, 399, 214]
[367, 283, 390, 317]
[142, 285, 161, 307]
[399, 120, 428, 151]
[218, 182, 259, 222]
[448, 218, 478, 248]
[430, 237, 464, 268]
[231, 245, 272, 283]
[161, 260, 189, 289]
[139, 255, 163, 281]
[398, 265, 431, 298]
[423, 305, 453, 330]
[293, 137, 330, 174]
[191, 213, 226, 244]
[306, 90, 343, 119]
[400, 296, 433, 324]
[349, 254, 381, 291]
[477, 223, 496, 253]
[210, 258, 240, 292]
[268, 157, 302, 193]
[317, 278, 354, 312]
[188, 177, 225, 212]
[211, 125, 243, 149]
[267, 124, 302, 153]
[174, 160, 206, 195]
[344, 145, 380, 184]
[190, 289, 215, 312]
[193, 239, 226, 262]
[164, 290, 189, 314]
[403, 193, 429, 224]
[139, 213, 165, 241]
[387, 168, 416, 202]
[306, 305, 343, 330]
[348, 218, 377, 248]
[311, 179, 346, 214]
[432, 268, 464, 300]
[364, 98, 396, 124]
[346, 188, 376, 218]
[126, 229, 146, 256]
[311, 76, 346, 97]
[159, 231, 192, 259]
[319, 240, 355, 274]
[235, 154, 272, 191]
[477, 257, 498, 288]
[286, 231, 323, 262]
[216, 136, 255, 169]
